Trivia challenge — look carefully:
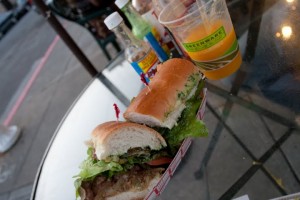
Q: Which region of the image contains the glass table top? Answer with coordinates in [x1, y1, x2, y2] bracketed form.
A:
[32, 0, 300, 199]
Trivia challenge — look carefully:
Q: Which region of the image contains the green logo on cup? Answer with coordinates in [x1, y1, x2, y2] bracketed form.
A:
[182, 26, 226, 52]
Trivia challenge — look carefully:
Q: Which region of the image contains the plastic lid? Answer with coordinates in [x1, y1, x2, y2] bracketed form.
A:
[115, 0, 129, 9]
[104, 12, 123, 30]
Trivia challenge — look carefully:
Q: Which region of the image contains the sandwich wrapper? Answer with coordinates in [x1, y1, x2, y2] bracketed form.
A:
[145, 88, 207, 200]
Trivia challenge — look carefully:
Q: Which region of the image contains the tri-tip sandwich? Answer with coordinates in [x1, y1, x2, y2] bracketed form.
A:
[124, 58, 208, 152]
[74, 121, 171, 200]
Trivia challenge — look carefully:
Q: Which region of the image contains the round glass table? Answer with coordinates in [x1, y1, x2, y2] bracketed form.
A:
[31, 0, 300, 199]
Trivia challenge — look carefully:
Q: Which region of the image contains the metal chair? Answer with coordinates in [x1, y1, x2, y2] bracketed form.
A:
[47, 0, 121, 61]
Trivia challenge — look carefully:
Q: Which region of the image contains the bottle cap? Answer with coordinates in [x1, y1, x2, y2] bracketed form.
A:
[104, 12, 124, 30]
[115, 0, 129, 9]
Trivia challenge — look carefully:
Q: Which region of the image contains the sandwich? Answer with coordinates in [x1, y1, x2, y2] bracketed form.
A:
[74, 121, 171, 200]
[74, 58, 208, 199]
[124, 58, 208, 153]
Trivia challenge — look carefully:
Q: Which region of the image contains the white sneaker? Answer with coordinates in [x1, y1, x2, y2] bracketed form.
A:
[0, 125, 21, 153]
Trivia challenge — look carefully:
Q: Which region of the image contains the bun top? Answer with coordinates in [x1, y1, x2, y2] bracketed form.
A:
[124, 58, 201, 128]
[91, 121, 167, 160]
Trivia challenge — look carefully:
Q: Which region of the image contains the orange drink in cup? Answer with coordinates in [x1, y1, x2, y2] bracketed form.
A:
[159, 0, 242, 80]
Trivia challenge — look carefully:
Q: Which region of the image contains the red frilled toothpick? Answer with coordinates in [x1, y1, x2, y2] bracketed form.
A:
[140, 73, 151, 92]
[113, 103, 120, 122]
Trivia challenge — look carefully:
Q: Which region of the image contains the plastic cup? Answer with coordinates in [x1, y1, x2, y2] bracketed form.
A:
[159, 0, 242, 80]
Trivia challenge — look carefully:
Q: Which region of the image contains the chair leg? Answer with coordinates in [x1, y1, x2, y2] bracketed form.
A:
[112, 40, 121, 52]
[102, 47, 112, 61]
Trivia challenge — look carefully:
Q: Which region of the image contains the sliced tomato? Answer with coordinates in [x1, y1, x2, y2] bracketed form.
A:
[147, 157, 173, 166]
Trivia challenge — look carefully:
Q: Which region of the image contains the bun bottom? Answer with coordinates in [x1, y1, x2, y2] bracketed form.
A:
[107, 176, 160, 200]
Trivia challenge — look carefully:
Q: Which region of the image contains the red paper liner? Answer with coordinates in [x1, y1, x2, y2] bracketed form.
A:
[145, 138, 192, 200]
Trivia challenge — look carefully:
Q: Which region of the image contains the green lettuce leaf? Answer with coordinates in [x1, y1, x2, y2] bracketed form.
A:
[73, 148, 125, 197]
[77, 159, 123, 179]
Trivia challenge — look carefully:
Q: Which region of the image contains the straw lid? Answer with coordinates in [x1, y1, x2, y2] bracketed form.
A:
[115, 0, 129, 9]
[104, 12, 124, 30]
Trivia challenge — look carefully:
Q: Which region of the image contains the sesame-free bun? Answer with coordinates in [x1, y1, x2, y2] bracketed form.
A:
[124, 58, 201, 129]
[91, 121, 167, 160]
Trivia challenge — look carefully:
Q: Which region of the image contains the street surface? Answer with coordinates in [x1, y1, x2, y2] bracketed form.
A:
[0, 9, 109, 199]
[0, 11, 56, 120]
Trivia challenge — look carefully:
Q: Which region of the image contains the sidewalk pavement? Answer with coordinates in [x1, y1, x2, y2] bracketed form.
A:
[0, 15, 118, 200]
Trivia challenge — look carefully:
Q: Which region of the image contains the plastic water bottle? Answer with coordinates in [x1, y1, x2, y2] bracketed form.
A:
[132, 0, 174, 53]
[115, 0, 168, 62]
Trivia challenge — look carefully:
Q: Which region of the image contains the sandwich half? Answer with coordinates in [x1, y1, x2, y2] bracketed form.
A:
[74, 121, 170, 200]
[124, 58, 208, 152]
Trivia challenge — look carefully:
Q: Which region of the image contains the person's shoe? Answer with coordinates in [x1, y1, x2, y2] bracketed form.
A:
[0, 126, 21, 153]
